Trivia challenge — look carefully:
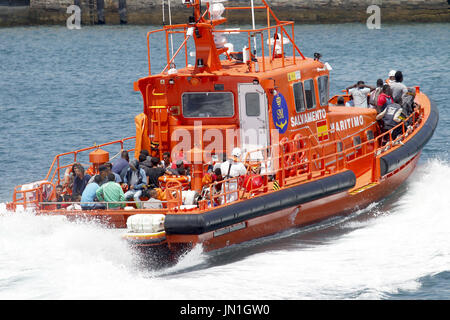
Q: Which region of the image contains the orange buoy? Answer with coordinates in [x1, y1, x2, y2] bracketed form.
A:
[89, 148, 109, 164]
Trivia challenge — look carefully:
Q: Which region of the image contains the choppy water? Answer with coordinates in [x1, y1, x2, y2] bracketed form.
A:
[0, 22, 449, 300]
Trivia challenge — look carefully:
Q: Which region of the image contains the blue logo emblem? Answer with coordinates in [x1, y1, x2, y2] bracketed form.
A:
[271, 93, 289, 134]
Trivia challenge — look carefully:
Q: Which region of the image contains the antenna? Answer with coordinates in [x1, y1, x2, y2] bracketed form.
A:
[250, 0, 259, 71]
[168, 0, 174, 58]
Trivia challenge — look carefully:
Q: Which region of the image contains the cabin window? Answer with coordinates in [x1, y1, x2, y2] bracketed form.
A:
[353, 136, 362, 149]
[293, 82, 306, 113]
[245, 92, 260, 117]
[318, 75, 329, 106]
[366, 130, 374, 141]
[304, 79, 316, 110]
[182, 92, 234, 118]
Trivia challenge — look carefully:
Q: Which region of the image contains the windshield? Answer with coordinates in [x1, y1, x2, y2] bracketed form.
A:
[182, 92, 234, 118]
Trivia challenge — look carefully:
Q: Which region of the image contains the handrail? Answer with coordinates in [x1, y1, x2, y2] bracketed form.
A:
[38, 200, 169, 211]
[207, 108, 423, 208]
[374, 107, 423, 155]
[146, 3, 305, 76]
[44, 136, 135, 186]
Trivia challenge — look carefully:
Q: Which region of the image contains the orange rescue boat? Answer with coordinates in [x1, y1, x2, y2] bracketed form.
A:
[7, 0, 438, 263]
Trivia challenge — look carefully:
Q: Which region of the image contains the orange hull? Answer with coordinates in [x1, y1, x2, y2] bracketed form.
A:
[192, 152, 421, 252]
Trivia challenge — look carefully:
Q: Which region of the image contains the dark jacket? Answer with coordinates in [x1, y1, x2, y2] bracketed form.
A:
[124, 167, 147, 190]
[72, 174, 91, 196]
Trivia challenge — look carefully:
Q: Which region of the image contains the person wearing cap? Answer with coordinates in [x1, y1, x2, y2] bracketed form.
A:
[220, 148, 247, 203]
[221, 148, 247, 179]
[387, 70, 396, 84]
[345, 81, 375, 108]
[123, 159, 147, 207]
[168, 159, 188, 176]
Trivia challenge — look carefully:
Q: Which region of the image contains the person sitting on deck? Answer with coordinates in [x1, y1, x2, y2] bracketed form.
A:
[202, 167, 223, 188]
[62, 167, 74, 195]
[377, 84, 394, 112]
[401, 87, 421, 118]
[201, 168, 223, 207]
[66, 194, 82, 210]
[54, 184, 64, 209]
[243, 163, 264, 194]
[60, 193, 72, 208]
[167, 151, 190, 176]
[139, 153, 154, 182]
[376, 103, 405, 141]
[140, 149, 150, 161]
[345, 81, 375, 108]
[87, 164, 109, 186]
[168, 160, 188, 176]
[123, 159, 147, 207]
[336, 96, 345, 106]
[72, 163, 91, 198]
[104, 162, 121, 183]
[147, 157, 170, 188]
[112, 151, 129, 180]
[142, 189, 163, 209]
[96, 173, 125, 209]
[81, 175, 106, 210]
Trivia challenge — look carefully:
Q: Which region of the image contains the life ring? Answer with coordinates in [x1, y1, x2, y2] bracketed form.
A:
[165, 179, 183, 190]
[279, 137, 296, 177]
[159, 175, 190, 184]
[293, 133, 308, 174]
[62, 167, 73, 194]
[158, 175, 190, 190]
[86, 165, 95, 177]
[165, 180, 183, 211]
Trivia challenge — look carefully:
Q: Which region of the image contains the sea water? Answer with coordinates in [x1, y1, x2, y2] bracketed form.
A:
[0, 23, 449, 299]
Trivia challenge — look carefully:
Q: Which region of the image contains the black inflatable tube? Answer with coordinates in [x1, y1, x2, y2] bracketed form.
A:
[164, 170, 356, 235]
[380, 100, 439, 176]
